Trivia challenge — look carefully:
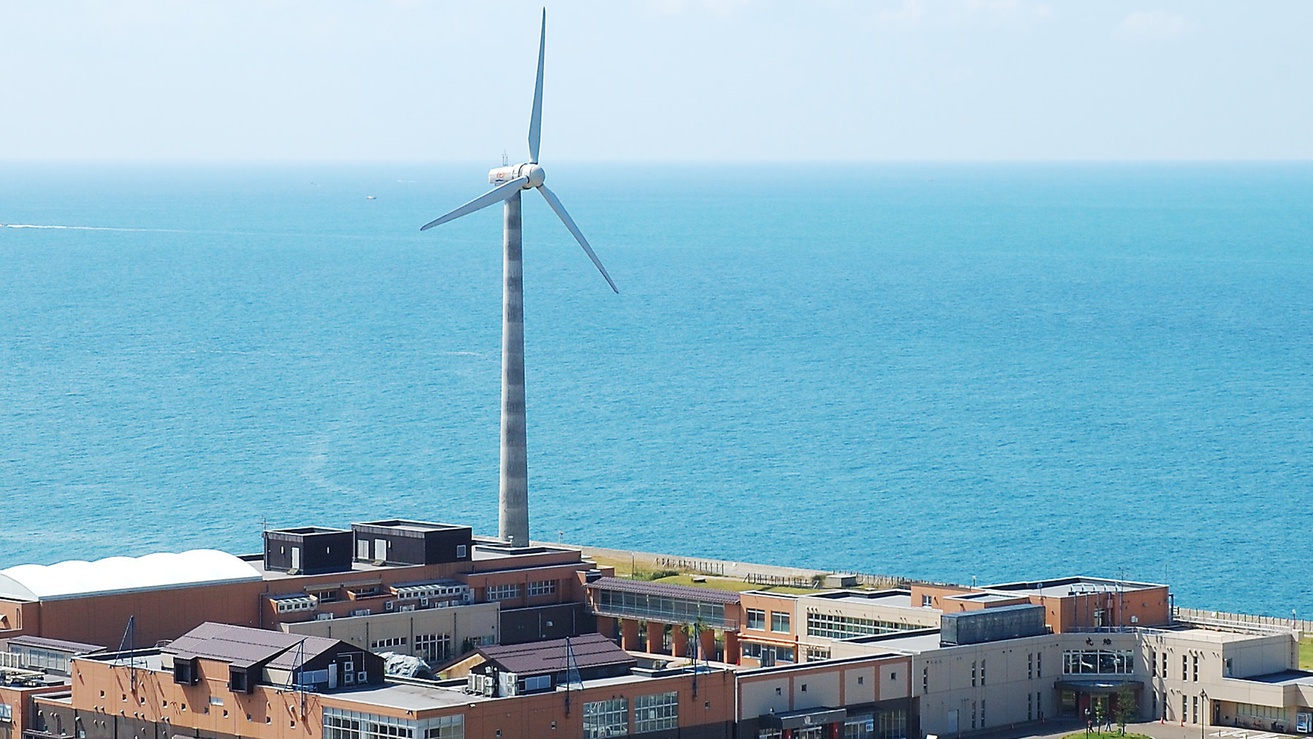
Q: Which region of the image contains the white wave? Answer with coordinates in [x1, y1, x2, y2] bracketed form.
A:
[3, 223, 188, 233]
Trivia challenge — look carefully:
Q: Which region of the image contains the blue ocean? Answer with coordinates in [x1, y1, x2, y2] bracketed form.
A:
[1, 162, 1310, 617]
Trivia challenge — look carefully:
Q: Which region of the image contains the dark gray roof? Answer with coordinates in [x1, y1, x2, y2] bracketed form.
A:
[477, 633, 634, 677]
[7, 634, 105, 654]
[586, 577, 741, 605]
[164, 622, 340, 669]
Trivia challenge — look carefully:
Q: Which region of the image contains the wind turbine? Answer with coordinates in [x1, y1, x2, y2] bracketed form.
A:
[420, 9, 616, 548]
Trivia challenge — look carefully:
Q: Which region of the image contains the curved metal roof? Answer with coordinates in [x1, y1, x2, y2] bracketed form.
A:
[0, 550, 261, 602]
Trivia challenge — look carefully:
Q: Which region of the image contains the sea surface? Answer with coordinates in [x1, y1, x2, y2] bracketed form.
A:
[1, 162, 1310, 617]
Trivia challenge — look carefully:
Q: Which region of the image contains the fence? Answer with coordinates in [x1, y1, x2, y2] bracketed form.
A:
[1175, 606, 1310, 635]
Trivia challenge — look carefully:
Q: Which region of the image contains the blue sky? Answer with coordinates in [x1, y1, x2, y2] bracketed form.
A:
[2, 0, 1310, 162]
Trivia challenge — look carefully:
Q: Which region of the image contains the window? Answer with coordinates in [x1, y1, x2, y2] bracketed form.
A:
[1037, 652, 1042, 678]
[1162, 652, 1168, 677]
[1028, 653, 1033, 680]
[806, 645, 831, 661]
[312, 589, 340, 603]
[971, 701, 977, 730]
[1036, 692, 1042, 719]
[921, 666, 928, 694]
[770, 612, 791, 633]
[414, 634, 452, 663]
[522, 675, 551, 692]
[746, 609, 766, 630]
[1192, 696, 1198, 724]
[1192, 655, 1199, 682]
[583, 698, 627, 739]
[1028, 693, 1033, 721]
[1183, 655, 1188, 680]
[742, 642, 794, 665]
[980, 659, 986, 685]
[527, 580, 557, 597]
[921, 594, 933, 607]
[1151, 649, 1157, 676]
[371, 636, 407, 650]
[981, 700, 985, 727]
[971, 660, 976, 686]
[1236, 703, 1288, 722]
[806, 612, 909, 639]
[455, 545, 467, 559]
[878, 709, 907, 739]
[486, 584, 519, 601]
[843, 714, 873, 739]
[1062, 650, 1135, 675]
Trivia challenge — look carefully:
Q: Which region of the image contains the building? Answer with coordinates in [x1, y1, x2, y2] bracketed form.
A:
[3, 524, 1312, 739]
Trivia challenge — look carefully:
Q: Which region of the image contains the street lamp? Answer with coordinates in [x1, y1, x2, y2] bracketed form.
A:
[1200, 690, 1208, 739]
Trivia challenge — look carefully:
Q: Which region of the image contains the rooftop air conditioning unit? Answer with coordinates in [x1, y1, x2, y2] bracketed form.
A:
[419, 597, 430, 607]
[385, 601, 395, 612]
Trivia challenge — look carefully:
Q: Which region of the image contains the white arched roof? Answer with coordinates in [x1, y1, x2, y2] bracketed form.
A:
[0, 550, 262, 602]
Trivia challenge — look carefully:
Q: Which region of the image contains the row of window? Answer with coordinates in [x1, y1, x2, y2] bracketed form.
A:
[483, 580, 557, 601]
[745, 608, 791, 633]
[593, 589, 730, 628]
[1150, 649, 1214, 681]
[324, 708, 463, 739]
[414, 633, 453, 662]
[835, 709, 907, 739]
[1062, 650, 1135, 675]
[742, 642, 795, 665]
[583, 693, 679, 738]
[805, 611, 906, 640]
[1027, 692, 1044, 721]
[1027, 652, 1043, 679]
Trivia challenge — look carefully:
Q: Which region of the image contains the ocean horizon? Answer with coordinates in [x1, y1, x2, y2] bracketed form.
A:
[1, 161, 1309, 618]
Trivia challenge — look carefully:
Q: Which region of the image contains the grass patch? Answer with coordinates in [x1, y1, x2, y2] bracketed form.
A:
[651, 574, 816, 595]
[1300, 638, 1313, 670]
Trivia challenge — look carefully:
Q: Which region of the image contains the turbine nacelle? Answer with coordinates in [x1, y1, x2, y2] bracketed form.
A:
[488, 163, 545, 189]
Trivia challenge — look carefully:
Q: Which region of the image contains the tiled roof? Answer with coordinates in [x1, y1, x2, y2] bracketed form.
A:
[477, 633, 634, 677]
[165, 622, 340, 669]
[586, 577, 742, 604]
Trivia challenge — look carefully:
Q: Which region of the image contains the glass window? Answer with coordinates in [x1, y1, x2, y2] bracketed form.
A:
[770, 612, 791, 633]
[486, 584, 519, 601]
[583, 698, 628, 739]
[747, 609, 766, 630]
[527, 580, 557, 597]
[634, 692, 678, 733]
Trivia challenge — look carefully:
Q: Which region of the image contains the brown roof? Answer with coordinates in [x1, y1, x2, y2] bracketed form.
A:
[165, 622, 340, 669]
[7, 635, 105, 654]
[477, 633, 634, 677]
[586, 576, 742, 604]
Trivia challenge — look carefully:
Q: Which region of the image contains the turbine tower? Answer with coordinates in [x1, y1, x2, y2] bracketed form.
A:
[420, 9, 617, 548]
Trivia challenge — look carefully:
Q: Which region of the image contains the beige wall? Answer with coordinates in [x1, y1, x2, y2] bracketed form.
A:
[737, 655, 911, 720]
[282, 603, 500, 659]
[914, 633, 1064, 735]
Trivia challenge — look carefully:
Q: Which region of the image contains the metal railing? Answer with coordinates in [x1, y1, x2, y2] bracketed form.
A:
[1174, 607, 1306, 636]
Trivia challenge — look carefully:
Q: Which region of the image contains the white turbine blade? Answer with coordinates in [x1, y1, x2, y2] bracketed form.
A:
[538, 185, 618, 293]
[420, 177, 529, 232]
[528, 8, 546, 164]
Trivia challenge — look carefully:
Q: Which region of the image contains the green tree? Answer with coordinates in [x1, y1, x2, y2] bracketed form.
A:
[1113, 682, 1138, 734]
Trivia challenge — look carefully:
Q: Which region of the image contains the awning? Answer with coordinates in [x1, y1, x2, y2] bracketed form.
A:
[760, 707, 848, 730]
[1056, 678, 1142, 695]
